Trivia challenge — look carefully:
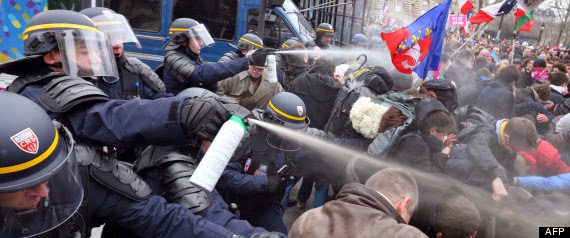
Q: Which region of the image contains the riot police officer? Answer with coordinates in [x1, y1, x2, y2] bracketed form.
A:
[315, 23, 335, 49]
[351, 33, 369, 49]
[101, 88, 273, 237]
[0, 10, 228, 150]
[161, 18, 271, 94]
[368, 36, 384, 50]
[0, 91, 254, 238]
[280, 38, 300, 50]
[218, 33, 264, 62]
[80, 7, 172, 163]
[216, 92, 310, 233]
[80, 7, 169, 100]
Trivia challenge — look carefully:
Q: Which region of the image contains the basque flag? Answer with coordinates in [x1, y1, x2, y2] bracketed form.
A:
[381, 0, 451, 78]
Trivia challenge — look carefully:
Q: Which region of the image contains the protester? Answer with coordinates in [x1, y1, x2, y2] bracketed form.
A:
[216, 50, 283, 110]
[289, 168, 427, 238]
[505, 117, 570, 177]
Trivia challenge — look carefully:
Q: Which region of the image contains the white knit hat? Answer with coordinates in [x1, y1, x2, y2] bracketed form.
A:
[350, 97, 391, 139]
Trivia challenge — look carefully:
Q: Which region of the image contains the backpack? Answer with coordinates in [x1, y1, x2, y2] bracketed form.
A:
[455, 105, 496, 142]
[423, 80, 458, 112]
[324, 66, 394, 137]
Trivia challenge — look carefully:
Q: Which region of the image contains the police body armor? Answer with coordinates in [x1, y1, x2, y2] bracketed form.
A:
[117, 56, 166, 100]
[9, 143, 153, 238]
[243, 127, 280, 177]
[218, 51, 240, 63]
[163, 43, 203, 85]
[133, 145, 212, 214]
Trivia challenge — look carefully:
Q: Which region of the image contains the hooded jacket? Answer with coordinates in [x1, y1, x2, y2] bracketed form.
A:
[387, 99, 451, 173]
[288, 65, 341, 129]
[475, 79, 515, 120]
[289, 183, 427, 238]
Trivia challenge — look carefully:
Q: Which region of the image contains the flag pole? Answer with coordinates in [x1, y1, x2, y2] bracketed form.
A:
[451, 22, 489, 58]
[511, 30, 517, 64]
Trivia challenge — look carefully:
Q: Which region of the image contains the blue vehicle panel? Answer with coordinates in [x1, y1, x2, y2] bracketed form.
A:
[107, 0, 316, 69]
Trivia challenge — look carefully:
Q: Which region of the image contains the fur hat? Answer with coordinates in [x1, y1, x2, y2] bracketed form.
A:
[350, 97, 391, 139]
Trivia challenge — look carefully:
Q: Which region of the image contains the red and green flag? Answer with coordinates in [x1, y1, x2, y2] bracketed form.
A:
[515, 8, 534, 31]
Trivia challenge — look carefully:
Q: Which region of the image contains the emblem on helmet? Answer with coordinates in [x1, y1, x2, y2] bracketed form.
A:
[102, 10, 114, 19]
[297, 106, 304, 116]
[10, 128, 39, 154]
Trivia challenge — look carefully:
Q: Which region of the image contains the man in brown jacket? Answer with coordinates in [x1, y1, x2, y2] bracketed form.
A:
[289, 168, 427, 238]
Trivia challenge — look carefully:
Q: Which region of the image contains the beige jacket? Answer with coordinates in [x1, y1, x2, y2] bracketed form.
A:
[216, 71, 283, 109]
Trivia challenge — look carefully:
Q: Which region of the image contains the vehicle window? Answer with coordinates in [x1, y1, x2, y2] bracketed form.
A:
[48, 0, 81, 10]
[172, 0, 237, 41]
[104, 0, 162, 32]
[247, 9, 295, 49]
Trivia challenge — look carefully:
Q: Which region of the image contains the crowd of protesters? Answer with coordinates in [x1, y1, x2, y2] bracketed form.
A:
[2, 6, 570, 238]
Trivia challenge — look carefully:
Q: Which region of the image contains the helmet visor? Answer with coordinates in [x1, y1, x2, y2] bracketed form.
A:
[56, 29, 119, 80]
[0, 127, 83, 237]
[263, 114, 308, 152]
[188, 24, 214, 48]
[91, 13, 141, 48]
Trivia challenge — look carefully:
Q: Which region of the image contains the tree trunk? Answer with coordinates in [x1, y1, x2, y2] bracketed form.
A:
[556, 4, 570, 45]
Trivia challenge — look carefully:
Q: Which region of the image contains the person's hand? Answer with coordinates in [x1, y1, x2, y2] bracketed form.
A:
[180, 97, 231, 141]
[334, 73, 345, 85]
[266, 175, 284, 194]
[247, 48, 275, 66]
[536, 113, 549, 123]
[441, 146, 451, 155]
[312, 46, 322, 58]
[543, 101, 555, 110]
[444, 134, 457, 147]
[491, 177, 508, 201]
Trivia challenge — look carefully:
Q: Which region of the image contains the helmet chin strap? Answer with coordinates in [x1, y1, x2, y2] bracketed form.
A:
[46, 62, 64, 69]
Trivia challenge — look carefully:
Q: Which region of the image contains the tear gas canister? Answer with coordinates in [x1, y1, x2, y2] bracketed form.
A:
[190, 116, 247, 192]
[266, 54, 278, 83]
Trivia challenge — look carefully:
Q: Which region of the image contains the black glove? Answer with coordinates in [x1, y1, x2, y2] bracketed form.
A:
[266, 175, 283, 194]
[247, 48, 275, 67]
[180, 97, 230, 141]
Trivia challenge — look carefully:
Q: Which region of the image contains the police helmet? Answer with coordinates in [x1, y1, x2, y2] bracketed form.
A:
[316, 23, 335, 37]
[280, 38, 300, 50]
[0, 92, 83, 237]
[264, 92, 310, 130]
[0, 92, 69, 192]
[234, 33, 264, 51]
[351, 33, 368, 48]
[23, 10, 97, 56]
[368, 36, 383, 49]
[168, 18, 214, 48]
[80, 7, 141, 48]
[177, 87, 219, 99]
[316, 23, 334, 46]
[22, 10, 119, 79]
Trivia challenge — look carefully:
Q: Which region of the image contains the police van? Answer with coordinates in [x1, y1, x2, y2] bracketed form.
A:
[101, 0, 317, 68]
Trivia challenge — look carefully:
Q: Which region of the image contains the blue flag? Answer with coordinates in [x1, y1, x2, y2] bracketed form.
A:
[498, 0, 517, 15]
